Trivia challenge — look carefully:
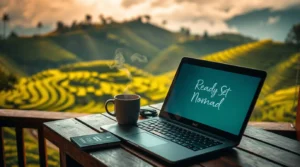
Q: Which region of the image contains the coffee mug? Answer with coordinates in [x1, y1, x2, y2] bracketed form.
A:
[105, 94, 140, 125]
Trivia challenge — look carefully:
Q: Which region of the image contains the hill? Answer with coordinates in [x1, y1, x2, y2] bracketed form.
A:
[1, 40, 298, 119]
[0, 21, 256, 77]
[0, 38, 79, 75]
[157, 40, 299, 122]
[201, 40, 299, 95]
[0, 40, 299, 166]
[145, 33, 255, 74]
[200, 40, 299, 122]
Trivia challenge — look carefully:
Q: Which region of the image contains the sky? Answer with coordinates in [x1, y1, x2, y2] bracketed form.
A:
[0, 0, 300, 40]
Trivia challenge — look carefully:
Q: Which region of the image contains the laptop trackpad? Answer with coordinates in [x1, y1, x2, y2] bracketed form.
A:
[126, 133, 167, 148]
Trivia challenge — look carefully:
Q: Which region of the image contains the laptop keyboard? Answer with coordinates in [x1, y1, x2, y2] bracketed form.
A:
[137, 119, 222, 151]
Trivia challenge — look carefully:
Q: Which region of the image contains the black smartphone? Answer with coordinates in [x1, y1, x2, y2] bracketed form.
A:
[70, 132, 121, 151]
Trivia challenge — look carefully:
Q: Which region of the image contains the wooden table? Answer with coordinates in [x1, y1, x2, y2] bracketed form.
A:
[43, 103, 300, 167]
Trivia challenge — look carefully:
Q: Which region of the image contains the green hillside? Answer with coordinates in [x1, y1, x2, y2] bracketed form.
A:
[1, 40, 298, 119]
[124, 21, 178, 49]
[145, 34, 255, 74]
[0, 20, 177, 75]
[202, 40, 299, 96]
[0, 38, 79, 75]
[0, 21, 256, 77]
[0, 40, 299, 166]
[199, 40, 299, 122]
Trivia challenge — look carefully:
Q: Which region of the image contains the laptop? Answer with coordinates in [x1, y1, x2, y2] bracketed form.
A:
[101, 57, 267, 164]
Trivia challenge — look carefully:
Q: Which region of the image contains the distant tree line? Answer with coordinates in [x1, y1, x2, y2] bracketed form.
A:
[0, 69, 17, 91]
[286, 23, 300, 47]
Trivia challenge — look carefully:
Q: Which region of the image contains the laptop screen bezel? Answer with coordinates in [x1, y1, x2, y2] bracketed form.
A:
[159, 57, 267, 142]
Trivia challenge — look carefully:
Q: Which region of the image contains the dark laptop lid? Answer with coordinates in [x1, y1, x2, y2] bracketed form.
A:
[160, 57, 266, 142]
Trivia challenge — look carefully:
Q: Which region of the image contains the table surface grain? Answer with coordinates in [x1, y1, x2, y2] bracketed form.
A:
[44, 103, 300, 167]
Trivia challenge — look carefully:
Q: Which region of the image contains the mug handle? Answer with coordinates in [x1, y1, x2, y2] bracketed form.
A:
[105, 99, 116, 116]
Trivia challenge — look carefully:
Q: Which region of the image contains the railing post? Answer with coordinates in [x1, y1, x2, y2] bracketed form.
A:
[15, 127, 26, 167]
[38, 127, 48, 167]
[0, 127, 6, 167]
[296, 85, 300, 140]
[60, 151, 67, 167]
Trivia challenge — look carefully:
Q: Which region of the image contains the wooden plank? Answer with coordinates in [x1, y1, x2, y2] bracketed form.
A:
[218, 148, 281, 167]
[76, 114, 116, 131]
[44, 119, 106, 167]
[0, 109, 87, 128]
[76, 114, 164, 166]
[102, 113, 116, 121]
[38, 127, 48, 167]
[0, 127, 5, 167]
[297, 86, 300, 140]
[238, 136, 300, 167]
[248, 122, 295, 131]
[248, 122, 296, 139]
[78, 114, 279, 167]
[15, 127, 26, 167]
[91, 147, 153, 167]
[245, 126, 300, 155]
[44, 118, 152, 167]
[59, 151, 67, 167]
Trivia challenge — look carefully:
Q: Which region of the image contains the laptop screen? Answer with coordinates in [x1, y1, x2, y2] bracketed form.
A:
[164, 63, 261, 135]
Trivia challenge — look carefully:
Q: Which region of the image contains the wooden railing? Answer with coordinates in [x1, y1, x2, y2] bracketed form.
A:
[297, 87, 300, 140]
[0, 109, 87, 167]
[0, 107, 299, 167]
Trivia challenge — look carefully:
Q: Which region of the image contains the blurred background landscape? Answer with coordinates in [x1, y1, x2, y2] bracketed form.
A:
[0, 0, 300, 166]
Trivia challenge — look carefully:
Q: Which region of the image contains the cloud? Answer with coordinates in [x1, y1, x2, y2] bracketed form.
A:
[121, 0, 146, 8]
[267, 16, 280, 24]
[0, 0, 299, 36]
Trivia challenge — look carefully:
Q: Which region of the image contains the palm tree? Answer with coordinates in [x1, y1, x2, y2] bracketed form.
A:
[99, 14, 106, 25]
[37, 22, 43, 36]
[144, 15, 151, 23]
[86, 14, 92, 25]
[2, 13, 10, 39]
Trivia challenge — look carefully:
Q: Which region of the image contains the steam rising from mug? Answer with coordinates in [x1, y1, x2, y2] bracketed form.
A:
[108, 48, 148, 95]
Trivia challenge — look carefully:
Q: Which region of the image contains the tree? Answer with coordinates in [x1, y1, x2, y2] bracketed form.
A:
[203, 30, 208, 39]
[195, 34, 200, 40]
[137, 16, 143, 22]
[2, 13, 10, 39]
[37, 22, 43, 35]
[0, 71, 17, 91]
[185, 28, 190, 36]
[180, 27, 186, 34]
[56, 21, 65, 31]
[86, 14, 92, 25]
[8, 31, 18, 38]
[71, 20, 77, 29]
[180, 27, 190, 36]
[106, 16, 114, 24]
[144, 15, 151, 23]
[286, 23, 300, 46]
[99, 14, 107, 25]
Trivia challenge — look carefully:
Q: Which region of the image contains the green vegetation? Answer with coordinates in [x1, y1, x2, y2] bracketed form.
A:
[146, 35, 254, 74]
[0, 20, 299, 166]
[0, 61, 169, 112]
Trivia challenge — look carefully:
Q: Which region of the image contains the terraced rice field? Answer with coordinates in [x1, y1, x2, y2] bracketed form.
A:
[0, 60, 170, 113]
[0, 40, 299, 166]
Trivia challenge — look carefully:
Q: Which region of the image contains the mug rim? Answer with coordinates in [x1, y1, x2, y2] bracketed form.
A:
[115, 94, 140, 101]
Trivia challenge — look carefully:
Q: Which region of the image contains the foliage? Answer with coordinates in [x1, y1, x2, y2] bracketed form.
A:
[286, 23, 300, 46]
[0, 20, 299, 166]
